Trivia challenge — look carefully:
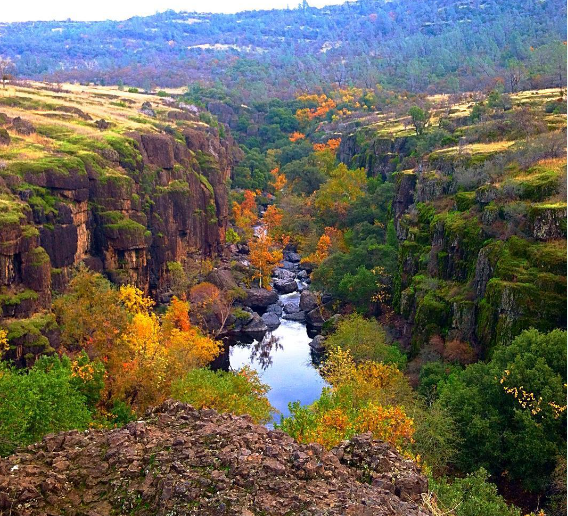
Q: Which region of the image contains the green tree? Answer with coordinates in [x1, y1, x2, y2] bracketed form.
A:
[408, 106, 430, 135]
[325, 313, 407, 368]
[438, 329, 567, 492]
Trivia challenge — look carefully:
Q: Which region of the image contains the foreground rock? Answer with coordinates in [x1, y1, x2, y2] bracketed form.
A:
[0, 401, 431, 516]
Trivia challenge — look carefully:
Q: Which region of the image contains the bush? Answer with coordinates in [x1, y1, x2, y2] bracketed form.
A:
[325, 313, 407, 369]
[431, 468, 526, 516]
[171, 367, 273, 424]
[0, 355, 94, 455]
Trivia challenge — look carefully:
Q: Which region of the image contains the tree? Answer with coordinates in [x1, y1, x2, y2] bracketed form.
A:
[438, 329, 567, 492]
[0, 356, 94, 456]
[408, 106, 430, 135]
[325, 313, 406, 368]
[0, 57, 14, 88]
[232, 189, 258, 237]
[314, 164, 366, 223]
[248, 233, 283, 289]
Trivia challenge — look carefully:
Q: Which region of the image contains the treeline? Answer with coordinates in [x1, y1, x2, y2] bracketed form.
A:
[0, 0, 566, 99]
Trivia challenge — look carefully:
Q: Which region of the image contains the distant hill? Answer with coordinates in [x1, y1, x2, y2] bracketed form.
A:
[0, 0, 566, 100]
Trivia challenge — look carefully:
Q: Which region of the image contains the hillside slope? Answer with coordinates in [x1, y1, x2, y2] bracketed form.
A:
[327, 88, 567, 356]
[0, 0, 566, 97]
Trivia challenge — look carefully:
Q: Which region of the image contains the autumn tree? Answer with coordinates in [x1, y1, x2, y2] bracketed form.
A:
[314, 164, 367, 223]
[248, 233, 283, 289]
[279, 348, 414, 450]
[269, 167, 287, 193]
[188, 282, 235, 337]
[232, 189, 258, 237]
[303, 226, 344, 265]
[54, 267, 129, 359]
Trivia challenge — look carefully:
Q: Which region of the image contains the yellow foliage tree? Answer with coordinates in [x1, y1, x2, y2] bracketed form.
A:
[112, 288, 220, 411]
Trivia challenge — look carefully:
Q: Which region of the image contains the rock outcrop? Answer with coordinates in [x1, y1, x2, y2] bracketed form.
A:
[0, 400, 431, 516]
[0, 113, 241, 364]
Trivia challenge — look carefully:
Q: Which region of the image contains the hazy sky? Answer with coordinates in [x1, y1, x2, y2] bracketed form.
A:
[1, 0, 349, 22]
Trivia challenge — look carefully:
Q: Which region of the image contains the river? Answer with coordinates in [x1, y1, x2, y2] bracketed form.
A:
[225, 271, 328, 424]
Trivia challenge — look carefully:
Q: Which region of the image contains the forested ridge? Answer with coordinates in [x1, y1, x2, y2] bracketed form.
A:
[0, 0, 566, 98]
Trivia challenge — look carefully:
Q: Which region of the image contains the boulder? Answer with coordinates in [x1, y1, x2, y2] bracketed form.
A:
[299, 290, 318, 312]
[273, 267, 296, 281]
[297, 269, 308, 280]
[273, 279, 297, 294]
[283, 302, 300, 314]
[283, 311, 306, 322]
[0, 128, 10, 146]
[140, 101, 156, 117]
[244, 288, 278, 310]
[266, 303, 283, 317]
[281, 260, 297, 271]
[284, 251, 301, 263]
[207, 268, 238, 291]
[261, 312, 281, 331]
[242, 312, 268, 335]
[11, 117, 35, 135]
[306, 307, 325, 328]
[309, 335, 326, 353]
[95, 119, 111, 130]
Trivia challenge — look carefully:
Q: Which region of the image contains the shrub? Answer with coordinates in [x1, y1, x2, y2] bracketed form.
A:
[172, 367, 273, 424]
[0, 355, 93, 455]
[325, 313, 407, 369]
[431, 468, 527, 516]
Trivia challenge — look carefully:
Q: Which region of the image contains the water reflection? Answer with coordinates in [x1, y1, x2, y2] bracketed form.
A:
[229, 317, 328, 422]
[246, 333, 283, 370]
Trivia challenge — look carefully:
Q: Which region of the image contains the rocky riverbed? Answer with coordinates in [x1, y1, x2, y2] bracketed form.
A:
[211, 248, 335, 420]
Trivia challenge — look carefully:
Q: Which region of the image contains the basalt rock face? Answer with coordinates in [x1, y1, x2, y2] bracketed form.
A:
[0, 400, 431, 516]
[339, 132, 416, 180]
[0, 124, 240, 364]
[337, 118, 566, 355]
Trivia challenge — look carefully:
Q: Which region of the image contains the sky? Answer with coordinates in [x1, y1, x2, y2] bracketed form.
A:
[0, 0, 349, 22]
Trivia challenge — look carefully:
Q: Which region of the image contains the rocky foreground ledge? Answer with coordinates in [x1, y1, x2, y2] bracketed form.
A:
[0, 401, 431, 516]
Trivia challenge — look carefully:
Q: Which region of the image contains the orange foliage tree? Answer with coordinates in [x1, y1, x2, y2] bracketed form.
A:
[303, 227, 344, 265]
[289, 131, 305, 142]
[270, 167, 287, 193]
[248, 233, 284, 289]
[232, 189, 258, 236]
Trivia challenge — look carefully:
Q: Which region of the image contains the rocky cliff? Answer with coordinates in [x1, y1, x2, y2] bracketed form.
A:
[0, 83, 242, 365]
[334, 92, 567, 356]
[0, 400, 431, 516]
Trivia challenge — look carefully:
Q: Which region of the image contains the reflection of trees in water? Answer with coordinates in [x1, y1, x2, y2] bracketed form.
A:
[249, 333, 283, 370]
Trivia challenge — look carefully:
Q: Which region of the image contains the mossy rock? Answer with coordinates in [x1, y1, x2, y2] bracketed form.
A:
[455, 191, 476, 212]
